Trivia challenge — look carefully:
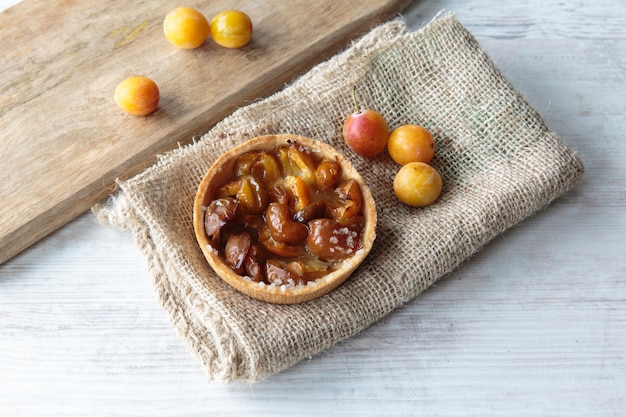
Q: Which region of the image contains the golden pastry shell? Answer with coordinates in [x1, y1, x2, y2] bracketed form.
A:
[193, 134, 377, 304]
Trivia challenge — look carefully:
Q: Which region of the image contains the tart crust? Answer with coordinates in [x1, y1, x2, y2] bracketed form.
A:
[193, 134, 377, 304]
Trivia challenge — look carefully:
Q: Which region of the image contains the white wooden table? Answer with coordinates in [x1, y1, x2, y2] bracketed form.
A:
[2, 1, 625, 416]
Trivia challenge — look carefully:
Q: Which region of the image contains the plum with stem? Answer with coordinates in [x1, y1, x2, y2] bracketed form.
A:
[342, 87, 389, 157]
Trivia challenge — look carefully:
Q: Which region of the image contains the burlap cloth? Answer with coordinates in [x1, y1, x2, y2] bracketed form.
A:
[94, 14, 584, 383]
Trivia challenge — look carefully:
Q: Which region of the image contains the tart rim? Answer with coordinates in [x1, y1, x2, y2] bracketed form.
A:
[192, 134, 377, 304]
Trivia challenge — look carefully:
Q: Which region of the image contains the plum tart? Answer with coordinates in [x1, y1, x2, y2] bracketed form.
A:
[193, 134, 377, 304]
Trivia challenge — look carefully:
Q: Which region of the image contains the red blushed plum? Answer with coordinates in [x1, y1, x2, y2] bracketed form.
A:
[342, 87, 389, 157]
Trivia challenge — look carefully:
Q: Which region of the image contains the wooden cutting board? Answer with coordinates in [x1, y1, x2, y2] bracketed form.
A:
[0, 0, 410, 264]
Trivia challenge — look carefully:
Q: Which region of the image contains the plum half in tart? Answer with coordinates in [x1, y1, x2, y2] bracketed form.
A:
[193, 134, 377, 304]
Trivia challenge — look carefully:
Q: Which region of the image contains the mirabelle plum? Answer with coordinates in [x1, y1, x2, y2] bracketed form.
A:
[342, 88, 389, 157]
[114, 76, 159, 116]
[163, 7, 210, 49]
[210, 10, 253, 48]
[388, 124, 435, 166]
[393, 162, 442, 207]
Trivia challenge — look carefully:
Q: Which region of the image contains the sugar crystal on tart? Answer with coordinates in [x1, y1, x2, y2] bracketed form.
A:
[193, 134, 377, 304]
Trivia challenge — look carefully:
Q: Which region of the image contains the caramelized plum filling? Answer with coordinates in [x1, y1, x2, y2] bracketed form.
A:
[203, 141, 366, 286]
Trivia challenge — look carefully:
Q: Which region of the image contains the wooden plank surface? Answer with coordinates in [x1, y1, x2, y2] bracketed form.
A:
[2, 0, 626, 416]
[0, 0, 410, 264]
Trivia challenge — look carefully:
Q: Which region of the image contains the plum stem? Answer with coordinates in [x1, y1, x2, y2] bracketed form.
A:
[351, 86, 361, 113]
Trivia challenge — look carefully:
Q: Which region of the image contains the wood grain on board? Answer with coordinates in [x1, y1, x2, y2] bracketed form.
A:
[0, 0, 411, 264]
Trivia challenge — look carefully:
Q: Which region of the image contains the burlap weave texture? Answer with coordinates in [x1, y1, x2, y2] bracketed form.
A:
[94, 14, 584, 383]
